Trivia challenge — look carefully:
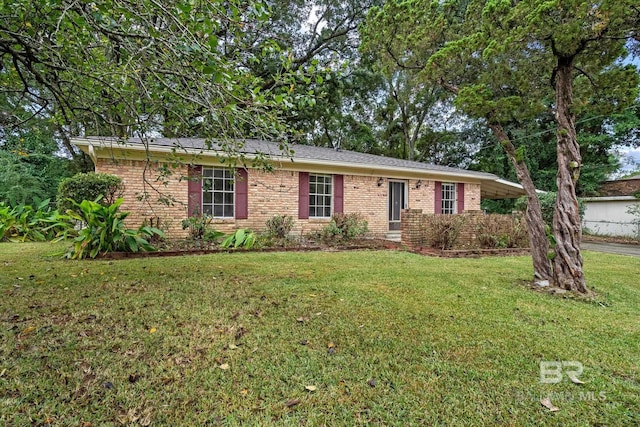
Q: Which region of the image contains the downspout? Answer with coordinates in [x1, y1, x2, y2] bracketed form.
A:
[88, 143, 98, 171]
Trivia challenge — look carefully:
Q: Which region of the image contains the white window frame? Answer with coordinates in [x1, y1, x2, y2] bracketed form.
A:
[441, 182, 456, 214]
[309, 174, 333, 218]
[202, 167, 235, 218]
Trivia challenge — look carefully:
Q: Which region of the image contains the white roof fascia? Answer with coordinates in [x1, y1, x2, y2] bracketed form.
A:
[73, 138, 491, 182]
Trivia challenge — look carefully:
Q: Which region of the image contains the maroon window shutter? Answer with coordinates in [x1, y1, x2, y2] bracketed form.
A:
[457, 183, 465, 214]
[188, 165, 202, 216]
[298, 172, 309, 219]
[434, 181, 442, 214]
[235, 168, 248, 219]
[333, 174, 344, 214]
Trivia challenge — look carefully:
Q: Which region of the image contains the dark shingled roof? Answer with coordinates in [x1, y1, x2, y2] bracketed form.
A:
[83, 137, 498, 180]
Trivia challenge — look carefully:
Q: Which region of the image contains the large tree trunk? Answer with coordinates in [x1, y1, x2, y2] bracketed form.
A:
[488, 122, 553, 281]
[552, 57, 589, 294]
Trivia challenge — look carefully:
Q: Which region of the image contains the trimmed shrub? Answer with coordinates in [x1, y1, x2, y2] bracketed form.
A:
[57, 172, 123, 213]
[425, 215, 466, 250]
[181, 215, 225, 242]
[265, 214, 295, 239]
[475, 215, 529, 248]
[318, 213, 369, 241]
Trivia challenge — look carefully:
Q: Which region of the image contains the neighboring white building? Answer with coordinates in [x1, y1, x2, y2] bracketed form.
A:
[582, 176, 640, 238]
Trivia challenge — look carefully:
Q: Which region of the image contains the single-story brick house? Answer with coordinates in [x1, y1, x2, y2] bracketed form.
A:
[71, 137, 526, 238]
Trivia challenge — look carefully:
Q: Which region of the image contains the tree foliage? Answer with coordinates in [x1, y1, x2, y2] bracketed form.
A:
[0, 0, 306, 157]
[363, 0, 640, 292]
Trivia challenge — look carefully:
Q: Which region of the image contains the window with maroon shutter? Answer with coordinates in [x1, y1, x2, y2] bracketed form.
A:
[235, 169, 248, 219]
[298, 172, 309, 219]
[188, 165, 202, 216]
[201, 167, 235, 217]
[333, 174, 344, 214]
[457, 183, 465, 214]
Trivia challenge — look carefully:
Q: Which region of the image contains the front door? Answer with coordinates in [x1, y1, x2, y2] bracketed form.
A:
[388, 181, 406, 231]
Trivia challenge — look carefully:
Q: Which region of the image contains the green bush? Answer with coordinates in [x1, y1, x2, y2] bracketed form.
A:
[181, 215, 225, 242]
[426, 215, 466, 250]
[0, 199, 74, 242]
[57, 173, 123, 213]
[265, 214, 295, 239]
[475, 215, 529, 249]
[515, 192, 585, 228]
[221, 228, 256, 249]
[63, 197, 163, 259]
[318, 213, 369, 241]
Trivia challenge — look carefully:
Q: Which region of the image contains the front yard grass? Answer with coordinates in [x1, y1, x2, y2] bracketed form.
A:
[1, 243, 638, 426]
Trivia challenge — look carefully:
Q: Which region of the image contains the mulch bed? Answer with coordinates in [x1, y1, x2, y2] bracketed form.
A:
[99, 238, 401, 260]
[410, 247, 530, 258]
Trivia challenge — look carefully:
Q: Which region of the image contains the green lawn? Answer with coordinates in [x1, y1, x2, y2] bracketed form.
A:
[1, 243, 639, 426]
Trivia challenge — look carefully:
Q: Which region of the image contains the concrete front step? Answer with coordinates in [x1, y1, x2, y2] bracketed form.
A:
[385, 232, 401, 242]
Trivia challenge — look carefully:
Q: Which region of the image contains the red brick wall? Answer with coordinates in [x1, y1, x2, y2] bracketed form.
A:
[95, 158, 483, 239]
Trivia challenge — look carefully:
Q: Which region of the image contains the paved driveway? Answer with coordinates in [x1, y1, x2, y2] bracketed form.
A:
[582, 242, 640, 257]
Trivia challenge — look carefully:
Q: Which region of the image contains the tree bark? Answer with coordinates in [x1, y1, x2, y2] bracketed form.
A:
[552, 57, 589, 294]
[488, 122, 553, 281]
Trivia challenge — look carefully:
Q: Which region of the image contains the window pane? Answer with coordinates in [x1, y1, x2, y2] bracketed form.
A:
[224, 192, 233, 205]
[214, 205, 223, 217]
[203, 205, 212, 215]
[203, 192, 212, 204]
[214, 169, 223, 178]
[224, 179, 234, 192]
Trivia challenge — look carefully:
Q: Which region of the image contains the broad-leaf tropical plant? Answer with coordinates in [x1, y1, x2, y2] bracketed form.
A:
[62, 197, 164, 259]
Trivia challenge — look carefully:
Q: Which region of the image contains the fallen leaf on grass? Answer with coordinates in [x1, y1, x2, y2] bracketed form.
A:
[540, 397, 559, 412]
[219, 363, 230, 370]
[240, 388, 249, 396]
[285, 398, 300, 408]
[296, 317, 308, 323]
[228, 344, 238, 350]
[149, 328, 157, 334]
[305, 385, 317, 392]
[299, 340, 309, 345]
[19, 326, 36, 337]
